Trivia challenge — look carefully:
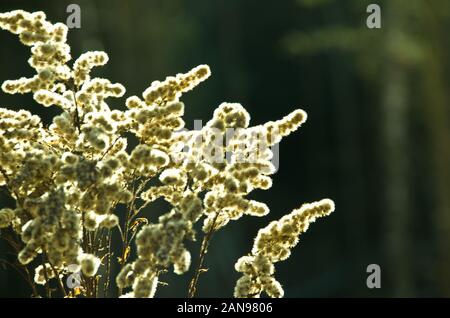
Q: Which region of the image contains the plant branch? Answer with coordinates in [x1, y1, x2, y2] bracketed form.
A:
[187, 212, 220, 298]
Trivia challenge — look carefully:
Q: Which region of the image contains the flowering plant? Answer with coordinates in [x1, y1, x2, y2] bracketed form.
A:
[0, 10, 334, 298]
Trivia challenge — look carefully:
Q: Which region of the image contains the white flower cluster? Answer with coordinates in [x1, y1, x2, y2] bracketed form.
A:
[19, 188, 82, 269]
[0, 10, 71, 94]
[234, 199, 335, 298]
[173, 103, 307, 232]
[0, 108, 46, 187]
[79, 253, 101, 277]
[142, 64, 210, 105]
[0, 208, 15, 228]
[73, 51, 109, 87]
[116, 193, 202, 297]
[34, 263, 55, 285]
[0, 10, 334, 298]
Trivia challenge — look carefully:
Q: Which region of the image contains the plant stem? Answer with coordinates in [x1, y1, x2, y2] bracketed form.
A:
[0, 258, 39, 297]
[104, 229, 112, 297]
[118, 173, 137, 296]
[187, 212, 220, 298]
[41, 255, 51, 298]
[44, 253, 67, 297]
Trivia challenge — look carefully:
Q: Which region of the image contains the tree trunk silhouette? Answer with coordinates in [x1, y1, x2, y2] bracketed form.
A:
[382, 3, 413, 297]
[420, 4, 450, 296]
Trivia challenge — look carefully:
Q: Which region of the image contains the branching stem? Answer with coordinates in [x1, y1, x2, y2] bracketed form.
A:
[187, 212, 220, 298]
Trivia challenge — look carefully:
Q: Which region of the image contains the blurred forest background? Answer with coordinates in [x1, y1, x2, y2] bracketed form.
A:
[1, 0, 450, 297]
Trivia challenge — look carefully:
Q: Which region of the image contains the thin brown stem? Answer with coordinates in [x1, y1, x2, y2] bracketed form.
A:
[100, 136, 121, 160]
[23, 265, 40, 297]
[0, 258, 39, 297]
[118, 172, 138, 296]
[187, 212, 220, 298]
[69, 83, 81, 134]
[0, 167, 22, 206]
[41, 255, 51, 298]
[50, 264, 67, 298]
[0, 228, 39, 297]
[104, 229, 112, 297]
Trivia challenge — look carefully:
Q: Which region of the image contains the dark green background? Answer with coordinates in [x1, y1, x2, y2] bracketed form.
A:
[1, 0, 449, 297]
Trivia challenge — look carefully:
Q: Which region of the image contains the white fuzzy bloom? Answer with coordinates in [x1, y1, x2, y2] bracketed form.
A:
[173, 249, 191, 275]
[234, 199, 335, 298]
[132, 274, 158, 298]
[100, 214, 119, 229]
[0, 208, 15, 228]
[159, 168, 185, 186]
[34, 263, 55, 285]
[79, 253, 101, 277]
